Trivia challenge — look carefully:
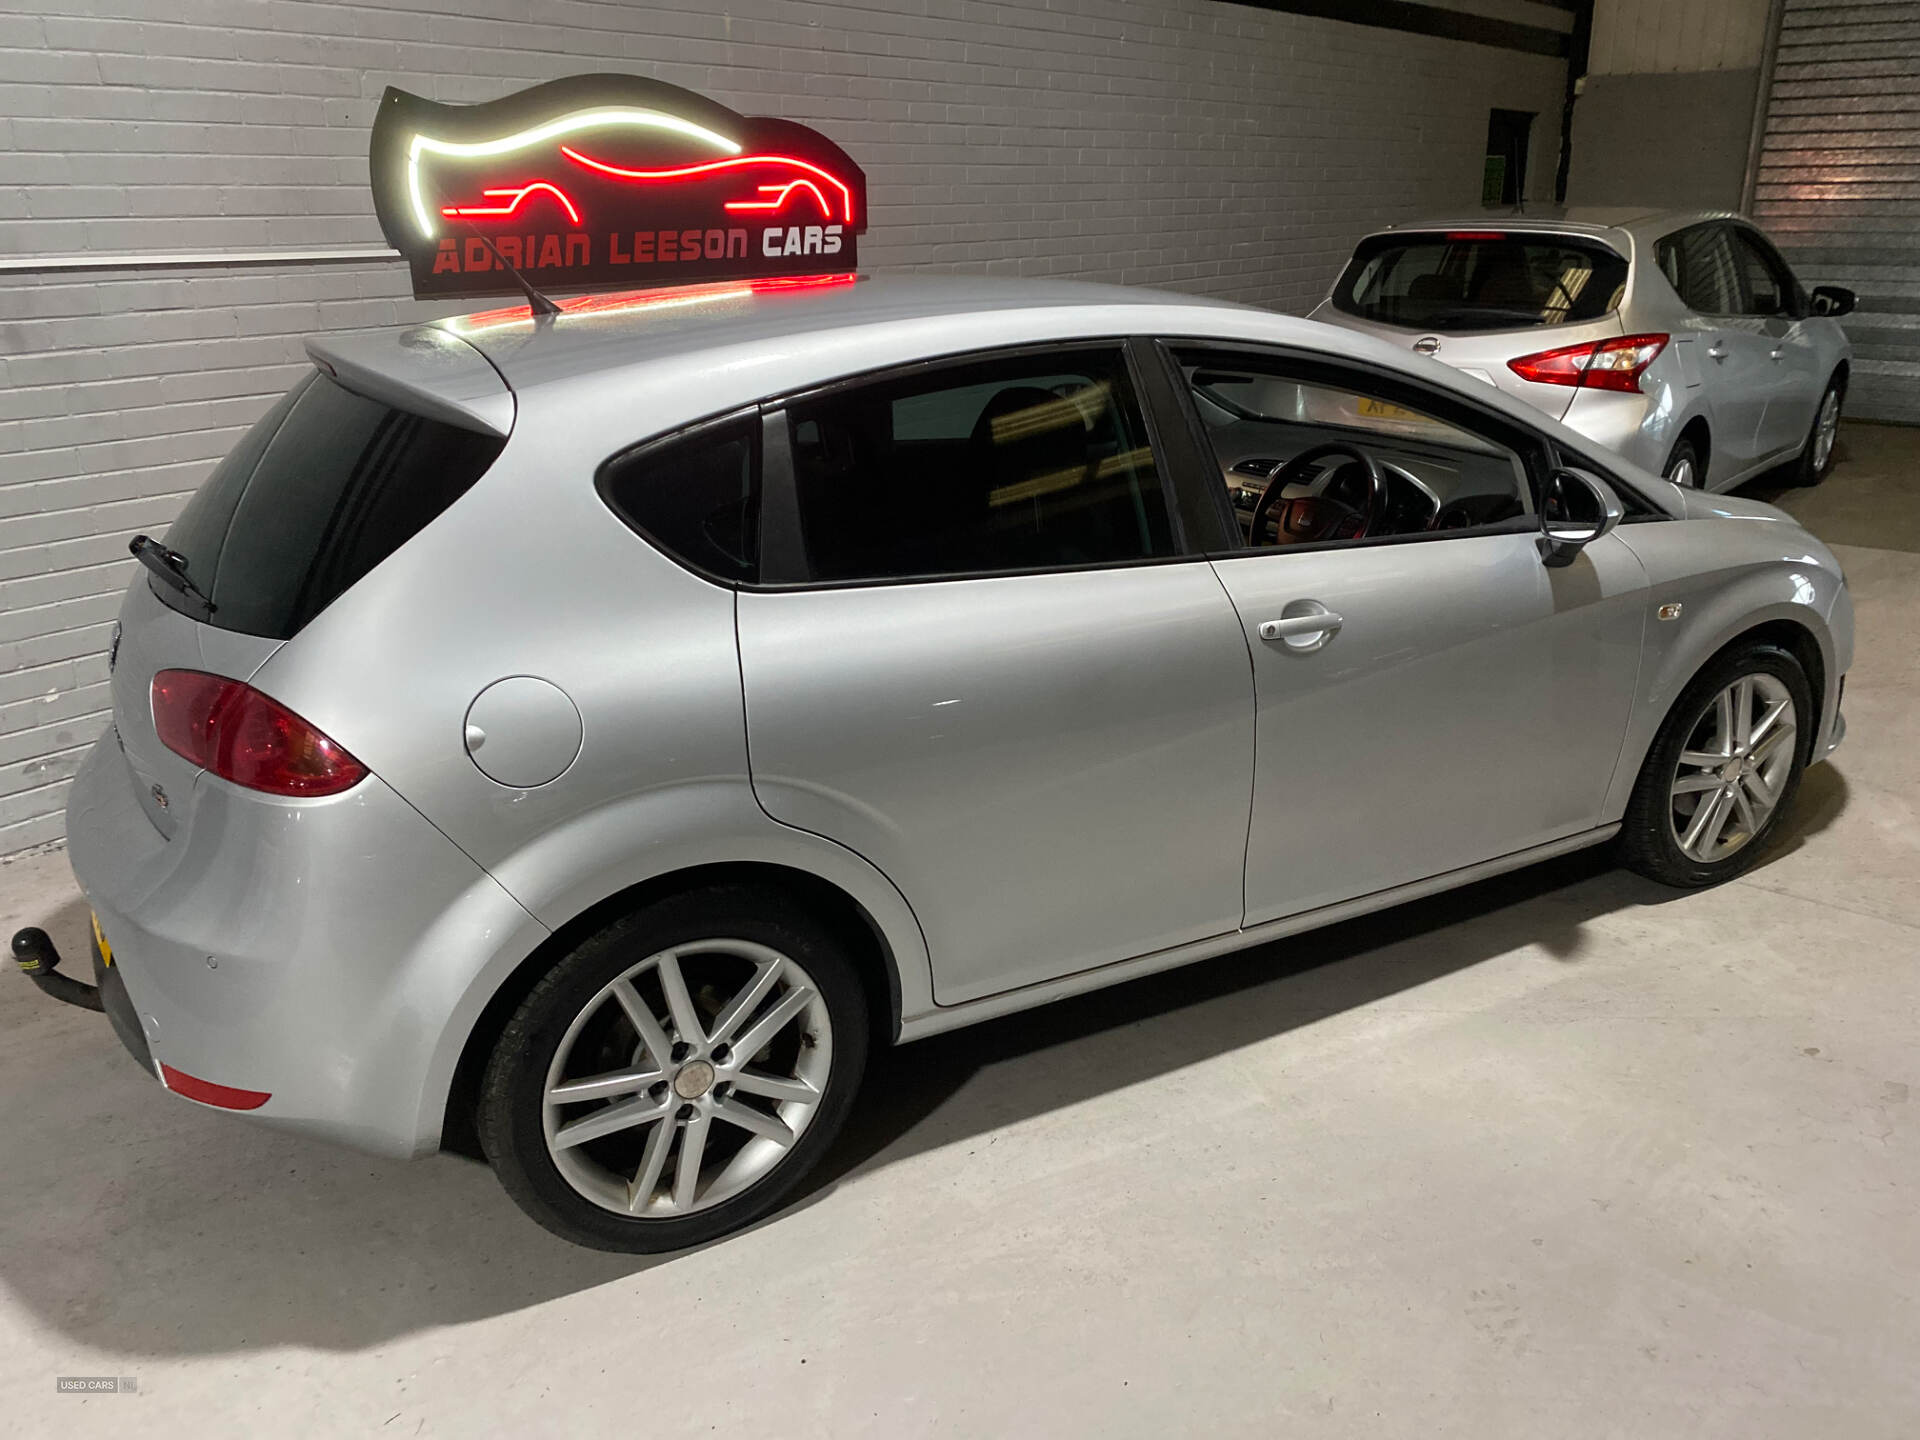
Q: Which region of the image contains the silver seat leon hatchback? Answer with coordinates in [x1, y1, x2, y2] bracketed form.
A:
[61, 275, 1852, 1250]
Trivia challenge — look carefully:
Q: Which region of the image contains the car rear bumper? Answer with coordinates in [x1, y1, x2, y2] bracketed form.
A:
[64, 729, 547, 1158]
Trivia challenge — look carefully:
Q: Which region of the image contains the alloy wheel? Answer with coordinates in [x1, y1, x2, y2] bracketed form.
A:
[541, 939, 833, 1218]
[1667, 673, 1797, 864]
[1812, 388, 1841, 472]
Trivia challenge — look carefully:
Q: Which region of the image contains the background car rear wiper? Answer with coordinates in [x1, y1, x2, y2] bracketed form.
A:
[129, 534, 216, 617]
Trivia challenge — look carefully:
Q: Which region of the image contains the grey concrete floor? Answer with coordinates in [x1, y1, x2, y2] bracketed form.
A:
[2, 428, 1917, 1438]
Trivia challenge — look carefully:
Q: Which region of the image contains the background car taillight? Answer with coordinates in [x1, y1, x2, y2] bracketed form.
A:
[151, 669, 367, 797]
[1508, 333, 1670, 393]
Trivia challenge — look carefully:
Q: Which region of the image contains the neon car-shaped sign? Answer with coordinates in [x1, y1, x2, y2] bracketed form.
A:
[370, 75, 868, 299]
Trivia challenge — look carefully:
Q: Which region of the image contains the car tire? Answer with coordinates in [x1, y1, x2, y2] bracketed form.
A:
[1617, 641, 1812, 888]
[479, 884, 869, 1252]
[1794, 375, 1845, 487]
[1662, 435, 1702, 489]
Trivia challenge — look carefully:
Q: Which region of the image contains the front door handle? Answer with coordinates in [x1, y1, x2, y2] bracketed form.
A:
[1258, 607, 1344, 650]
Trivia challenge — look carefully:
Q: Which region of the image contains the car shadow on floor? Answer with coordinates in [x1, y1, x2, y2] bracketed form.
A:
[816, 848, 1665, 1192]
[0, 782, 1848, 1358]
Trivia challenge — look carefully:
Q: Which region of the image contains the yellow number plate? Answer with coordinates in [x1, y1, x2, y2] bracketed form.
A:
[1355, 396, 1423, 422]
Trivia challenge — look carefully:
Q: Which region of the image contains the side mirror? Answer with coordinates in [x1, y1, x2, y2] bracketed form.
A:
[1810, 284, 1856, 318]
[1539, 467, 1624, 567]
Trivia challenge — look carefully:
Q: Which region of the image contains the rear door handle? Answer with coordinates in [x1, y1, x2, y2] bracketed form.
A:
[1707, 343, 1728, 360]
[1258, 607, 1344, 650]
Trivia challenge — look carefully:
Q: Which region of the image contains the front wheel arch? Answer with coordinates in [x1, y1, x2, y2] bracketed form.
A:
[1615, 613, 1827, 811]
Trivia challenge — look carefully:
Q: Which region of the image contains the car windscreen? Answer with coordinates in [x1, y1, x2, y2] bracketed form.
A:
[158, 370, 505, 639]
[1330, 232, 1629, 332]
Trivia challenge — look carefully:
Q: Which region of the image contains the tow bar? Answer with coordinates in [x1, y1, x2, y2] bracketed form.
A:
[12, 927, 105, 1012]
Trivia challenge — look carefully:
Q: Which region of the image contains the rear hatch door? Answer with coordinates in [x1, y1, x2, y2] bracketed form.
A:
[1311, 228, 1631, 422]
[106, 326, 510, 840]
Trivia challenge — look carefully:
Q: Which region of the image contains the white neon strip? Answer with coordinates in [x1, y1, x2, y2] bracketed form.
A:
[407, 108, 740, 238]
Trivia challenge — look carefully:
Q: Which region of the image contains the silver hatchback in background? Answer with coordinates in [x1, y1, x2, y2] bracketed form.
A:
[1310, 210, 1856, 492]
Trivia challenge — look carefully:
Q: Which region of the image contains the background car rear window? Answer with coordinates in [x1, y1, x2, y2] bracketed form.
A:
[600, 417, 759, 583]
[160, 370, 505, 639]
[1332, 233, 1628, 332]
[784, 348, 1174, 582]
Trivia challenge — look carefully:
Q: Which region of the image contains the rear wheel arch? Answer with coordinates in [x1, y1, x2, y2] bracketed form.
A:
[1670, 416, 1711, 485]
[440, 861, 901, 1156]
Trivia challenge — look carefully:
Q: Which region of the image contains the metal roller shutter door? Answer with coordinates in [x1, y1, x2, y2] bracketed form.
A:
[1753, 0, 1920, 423]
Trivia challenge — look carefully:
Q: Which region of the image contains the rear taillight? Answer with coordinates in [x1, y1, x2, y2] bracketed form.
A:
[151, 669, 367, 797]
[1508, 333, 1669, 393]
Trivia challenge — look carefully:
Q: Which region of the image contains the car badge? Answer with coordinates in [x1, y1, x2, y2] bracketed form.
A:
[150, 784, 169, 811]
[1413, 336, 1442, 356]
[107, 621, 121, 674]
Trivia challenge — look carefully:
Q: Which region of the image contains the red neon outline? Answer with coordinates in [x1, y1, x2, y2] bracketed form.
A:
[559, 147, 856, 225]
[441, 181, 583, 225]
[724, 179, 833, 218]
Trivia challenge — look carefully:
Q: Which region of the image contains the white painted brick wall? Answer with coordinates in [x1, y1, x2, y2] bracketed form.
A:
[0, 0, 1566, 853]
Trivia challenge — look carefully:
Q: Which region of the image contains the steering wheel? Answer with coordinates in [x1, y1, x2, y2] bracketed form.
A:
[1248, 442, 1389, 546]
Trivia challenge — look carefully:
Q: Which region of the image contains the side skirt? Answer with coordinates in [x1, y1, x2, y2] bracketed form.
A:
[897, 825, 1620, 1042]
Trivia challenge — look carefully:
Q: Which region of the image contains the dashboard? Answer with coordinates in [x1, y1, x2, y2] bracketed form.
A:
[1211, 420, 1531, 544]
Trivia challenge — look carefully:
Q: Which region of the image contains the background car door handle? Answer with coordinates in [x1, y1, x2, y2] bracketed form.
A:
[1770, 346, 1786, 361]
[1258, 609, 1344, 649]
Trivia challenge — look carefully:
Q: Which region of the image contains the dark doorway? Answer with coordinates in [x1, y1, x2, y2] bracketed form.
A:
[1484, 108, 1534, 207]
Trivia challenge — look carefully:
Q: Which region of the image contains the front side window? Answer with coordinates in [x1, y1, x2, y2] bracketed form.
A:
[1178, 351, 1533, 548]
[784, 347, 1174, 582]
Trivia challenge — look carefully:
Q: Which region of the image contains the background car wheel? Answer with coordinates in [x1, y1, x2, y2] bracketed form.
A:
[1618, 642, 1812, 888]
[480, 884, 869, 1252]
[1795, 376, 1845, 486]
[1662, 435, 1702, 489]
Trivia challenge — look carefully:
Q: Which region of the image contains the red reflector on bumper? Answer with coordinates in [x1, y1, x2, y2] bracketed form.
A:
[160, 1063, 271, 1111]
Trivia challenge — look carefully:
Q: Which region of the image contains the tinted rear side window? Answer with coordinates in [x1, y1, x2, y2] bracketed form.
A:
[162, 371, 504, 638]
[599, 416, 760, 583]
[784, 346, 1174, 583]
[1332, 232, 1628, 332]
[1655, 225, 1741, 316]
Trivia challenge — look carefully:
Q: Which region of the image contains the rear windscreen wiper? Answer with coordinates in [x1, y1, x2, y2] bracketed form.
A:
[129, 534, 215, 617]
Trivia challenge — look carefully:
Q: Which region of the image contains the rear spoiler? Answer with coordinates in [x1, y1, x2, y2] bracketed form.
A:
[305, 326, 514, 438]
